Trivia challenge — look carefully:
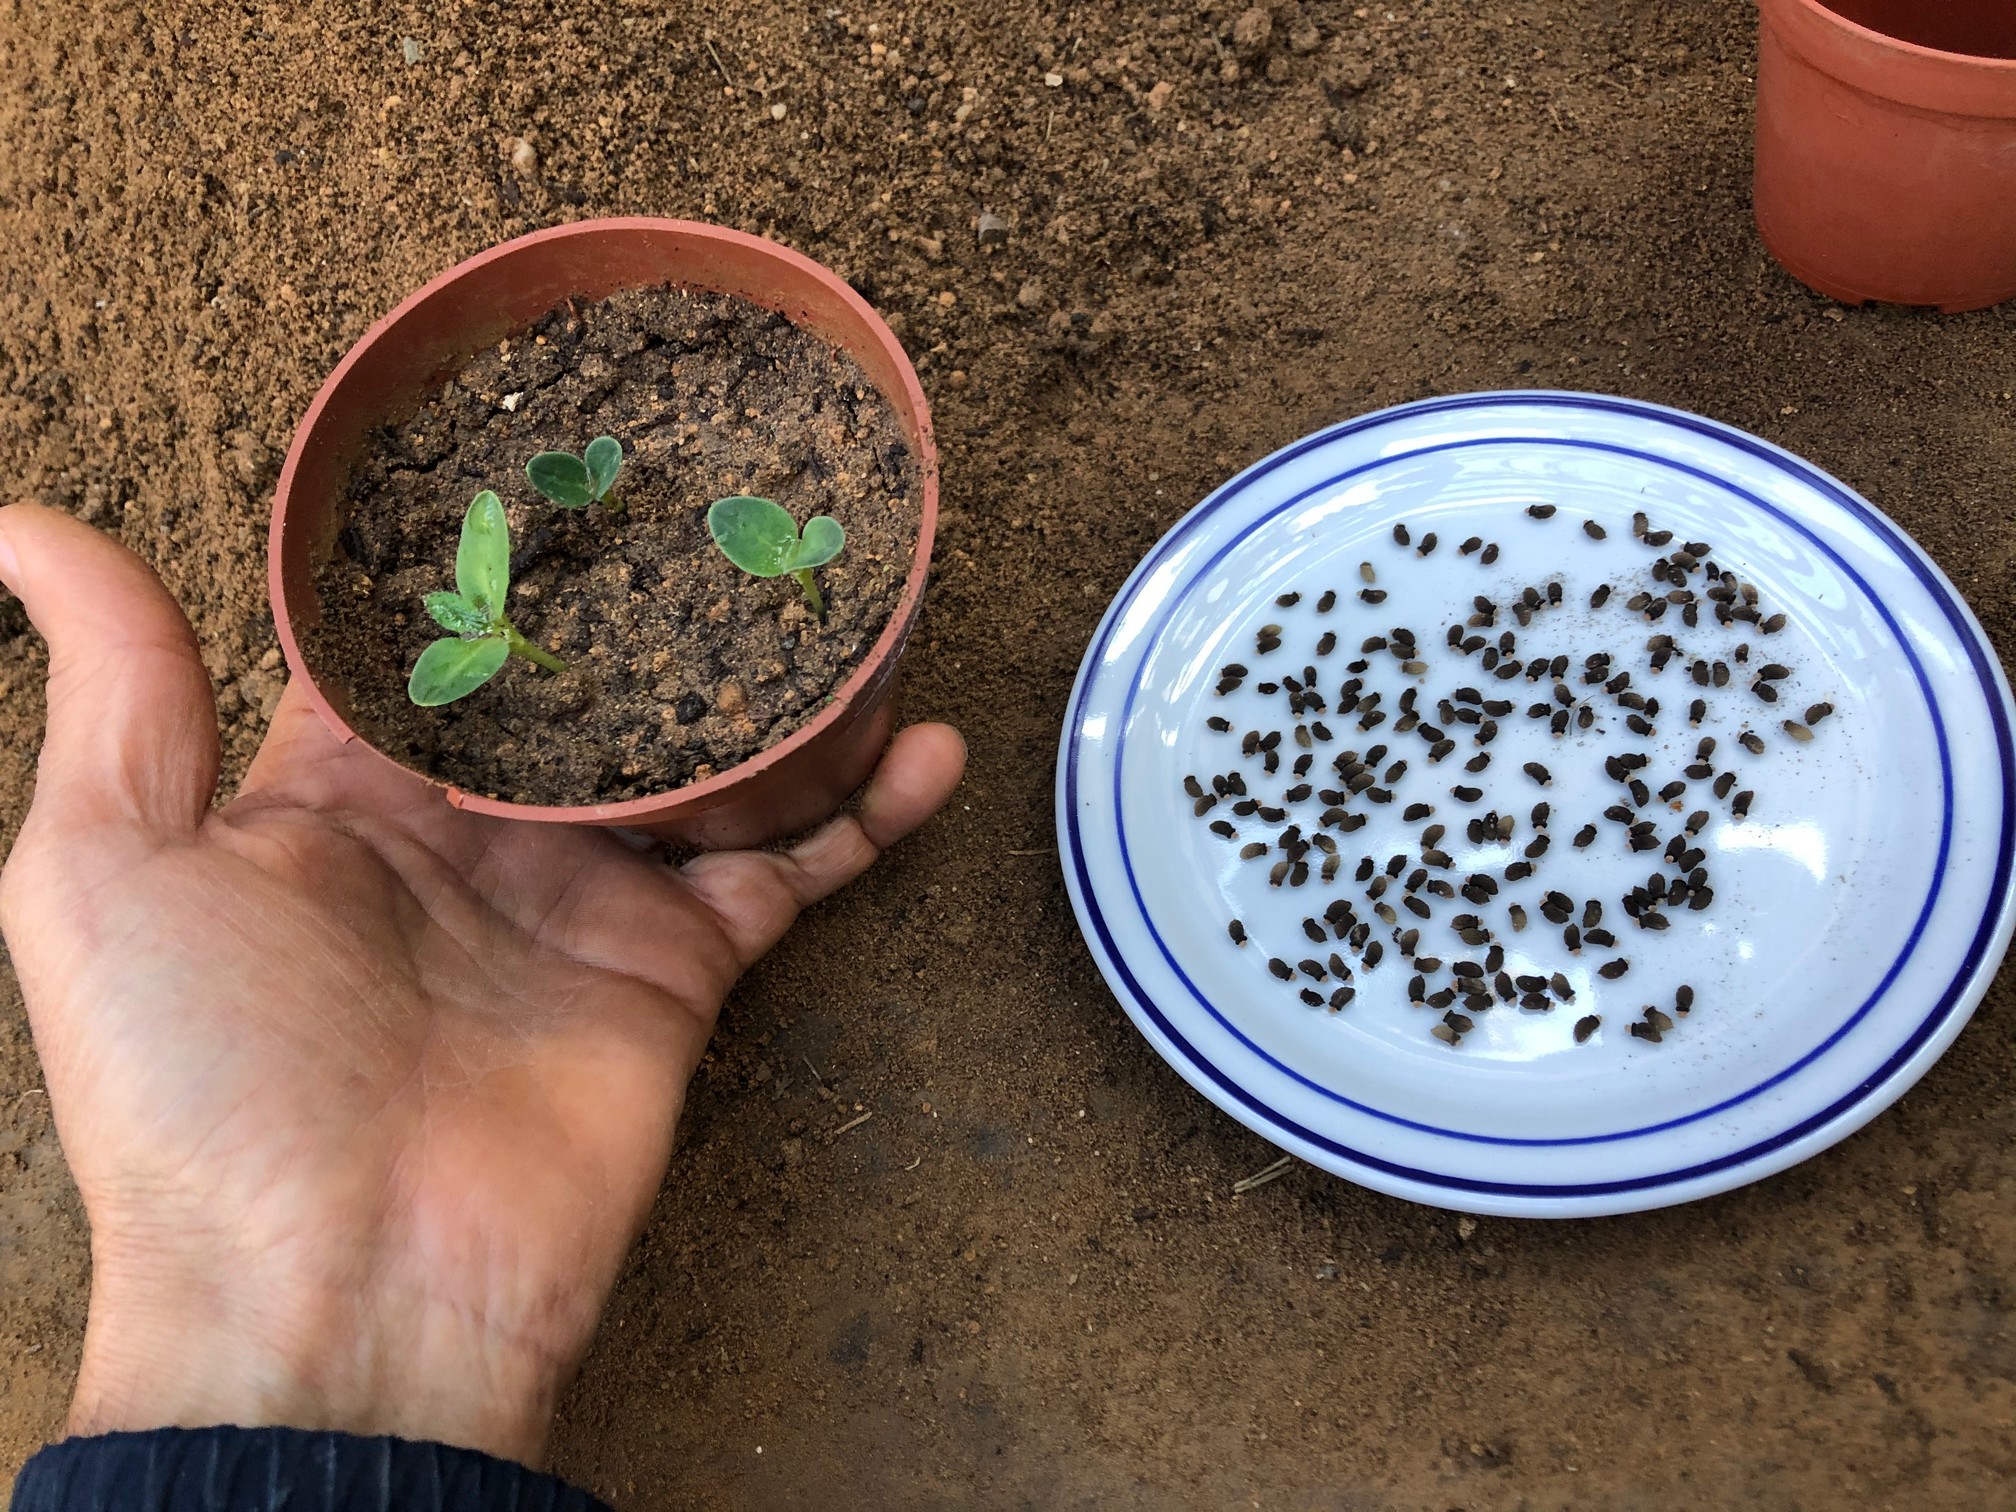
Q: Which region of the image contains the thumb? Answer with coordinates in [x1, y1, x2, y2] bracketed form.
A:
[0, 503, 218, 838]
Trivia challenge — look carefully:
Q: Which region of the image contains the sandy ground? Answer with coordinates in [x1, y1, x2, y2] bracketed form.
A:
[3, 0, 2014, 1506]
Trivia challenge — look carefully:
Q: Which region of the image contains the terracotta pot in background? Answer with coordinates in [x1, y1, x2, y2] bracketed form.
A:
[1755, 0, 2016, 311]
[269, 219, 938, 849]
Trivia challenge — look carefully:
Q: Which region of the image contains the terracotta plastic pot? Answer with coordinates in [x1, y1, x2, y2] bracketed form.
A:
[1755, 0, 2016, 311]
[269, 219, 937, 849]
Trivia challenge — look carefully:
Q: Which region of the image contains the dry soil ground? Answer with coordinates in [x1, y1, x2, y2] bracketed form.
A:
[4, 1, 2015, 1507]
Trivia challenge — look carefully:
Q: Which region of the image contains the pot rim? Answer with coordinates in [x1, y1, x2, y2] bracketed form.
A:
[1763, 0, 2016, 118]
[267, 216, 938, 826]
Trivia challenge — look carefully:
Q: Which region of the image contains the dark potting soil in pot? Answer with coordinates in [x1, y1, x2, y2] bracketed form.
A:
[304, 285, 922, 807]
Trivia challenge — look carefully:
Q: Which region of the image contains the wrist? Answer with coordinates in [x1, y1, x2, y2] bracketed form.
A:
[71, 1240, 564, 1467]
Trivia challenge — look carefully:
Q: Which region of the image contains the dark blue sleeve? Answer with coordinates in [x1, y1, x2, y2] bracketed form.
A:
[8, 1428, 612, 1512]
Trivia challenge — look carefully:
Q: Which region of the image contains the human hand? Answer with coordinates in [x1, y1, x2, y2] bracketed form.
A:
[0, 504, 964, 1466]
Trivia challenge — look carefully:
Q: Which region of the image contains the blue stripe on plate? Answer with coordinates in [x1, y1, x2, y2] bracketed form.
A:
[1114, 436, 1947, 1143]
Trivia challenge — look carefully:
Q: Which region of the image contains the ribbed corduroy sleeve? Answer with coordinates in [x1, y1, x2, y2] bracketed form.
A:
[9, 1428, 611, 1512]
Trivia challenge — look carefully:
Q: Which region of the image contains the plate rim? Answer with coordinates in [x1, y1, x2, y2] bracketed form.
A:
[1055, 389, 2016, 1217]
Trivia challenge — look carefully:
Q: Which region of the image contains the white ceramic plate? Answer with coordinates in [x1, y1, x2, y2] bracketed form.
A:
[1057, 393, 2016, 1218]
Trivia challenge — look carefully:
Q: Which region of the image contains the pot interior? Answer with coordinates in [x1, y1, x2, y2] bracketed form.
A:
[1821, 0, 2016, 59]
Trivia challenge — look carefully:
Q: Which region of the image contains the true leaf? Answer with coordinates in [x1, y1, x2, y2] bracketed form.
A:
[584, 435, 623, 499]
[785, 515, 846, 572]
[527, 451, 595, 508]
[706, 495, 800, 577]
[456, 491, 511, 613]
[424, 591, 491, 636]
[408, 635, 510, 707]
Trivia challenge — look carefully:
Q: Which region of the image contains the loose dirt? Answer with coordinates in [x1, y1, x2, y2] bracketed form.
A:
[4, 1, 2015, 1508]
[310, 285, 920, 806]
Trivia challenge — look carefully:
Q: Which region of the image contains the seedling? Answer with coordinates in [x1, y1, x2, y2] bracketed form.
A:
[706, 495, 846, 618]
[527, 435, 624, 509]
[407, 490, 566, 707]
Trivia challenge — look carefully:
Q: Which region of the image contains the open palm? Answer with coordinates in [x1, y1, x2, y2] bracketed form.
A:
[0, 503, 964, 1463]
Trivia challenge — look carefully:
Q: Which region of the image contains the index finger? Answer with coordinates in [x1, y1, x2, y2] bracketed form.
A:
[678, 722, 967, 974]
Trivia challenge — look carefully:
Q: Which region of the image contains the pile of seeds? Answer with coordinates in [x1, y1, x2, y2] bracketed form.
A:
[1189, 508, 1833, 1049]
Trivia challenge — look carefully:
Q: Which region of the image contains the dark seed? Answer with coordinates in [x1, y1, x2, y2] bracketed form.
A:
[1805, 702, 1834, 724]
[1739, 731, 1767, 755]
[1527, 504, 1557, 519]
[1598, 959, 1630, 979]
[1482, 543, 1500, 564]
[1574, 824, 1597, 848]
[1360, 589, 1388, 604]
[1523, 762, 1552, 786]
[1574, 1015, 1601, 1044]
[1452, 785, 1483, 802]
[1393, 523, 1411, 546]
[1300, 988, 1325, 1007]
[1276, 592, 1302, 607]
[1228, 920, 1248, 944]
[1582, 519, 1606, 540]
[1417, 532, 1438, 556]
[1268, 958, 1293, 980]
[1318, 590, 1338, 612]
[1330, 987, 1355, 1010]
